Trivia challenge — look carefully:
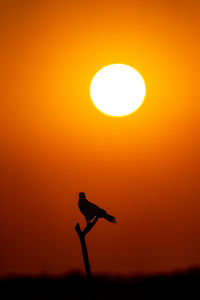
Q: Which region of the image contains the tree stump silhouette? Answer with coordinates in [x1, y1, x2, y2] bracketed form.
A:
[75, 217, 99, 299]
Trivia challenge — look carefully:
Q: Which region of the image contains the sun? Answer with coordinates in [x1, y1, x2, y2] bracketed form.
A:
[90, 64, 146, 117]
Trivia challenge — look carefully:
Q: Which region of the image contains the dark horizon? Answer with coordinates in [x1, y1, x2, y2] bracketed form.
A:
[1, 265, 200, 279]
[1, 267, 200, 300]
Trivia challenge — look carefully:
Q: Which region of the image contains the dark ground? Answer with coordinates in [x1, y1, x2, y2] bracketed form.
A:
[1, 267, 200, 299]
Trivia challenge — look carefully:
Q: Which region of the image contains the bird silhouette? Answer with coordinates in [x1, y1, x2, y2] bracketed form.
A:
[78, 192, 117, 224]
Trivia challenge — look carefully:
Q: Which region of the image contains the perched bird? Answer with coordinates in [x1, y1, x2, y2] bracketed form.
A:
[78, 192, 117, 224]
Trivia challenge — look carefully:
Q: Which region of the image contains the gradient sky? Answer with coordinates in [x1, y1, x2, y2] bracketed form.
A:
[0, 0, 199, 276]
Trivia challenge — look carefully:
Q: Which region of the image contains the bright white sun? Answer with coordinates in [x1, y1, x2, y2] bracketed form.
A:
[90, 64, 146, 117]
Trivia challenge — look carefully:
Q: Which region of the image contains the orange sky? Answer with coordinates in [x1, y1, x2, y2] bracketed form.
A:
[0, 0, 199, 276]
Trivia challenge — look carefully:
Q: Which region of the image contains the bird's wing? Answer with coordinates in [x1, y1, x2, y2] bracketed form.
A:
[85, 199, 103, 215]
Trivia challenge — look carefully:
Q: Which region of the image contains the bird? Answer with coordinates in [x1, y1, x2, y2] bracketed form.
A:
[78, 192, 117, 224]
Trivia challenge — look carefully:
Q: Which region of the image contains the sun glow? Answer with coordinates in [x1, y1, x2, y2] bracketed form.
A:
[90, 64, 146, 117]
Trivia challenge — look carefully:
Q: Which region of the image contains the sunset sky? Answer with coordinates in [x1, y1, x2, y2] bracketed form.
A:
[0, 0, 199, 276]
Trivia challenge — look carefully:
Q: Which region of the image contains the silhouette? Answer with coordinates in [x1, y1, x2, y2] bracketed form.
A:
[3, 267, 200, 299]
[78, 192, 117, 224]
[75, 192, 117, 299]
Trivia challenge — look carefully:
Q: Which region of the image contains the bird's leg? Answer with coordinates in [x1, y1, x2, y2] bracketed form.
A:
[83, 216, 99, 236]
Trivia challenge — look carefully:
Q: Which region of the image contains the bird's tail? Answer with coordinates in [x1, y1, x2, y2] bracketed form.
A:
[104, 213, 117, 224]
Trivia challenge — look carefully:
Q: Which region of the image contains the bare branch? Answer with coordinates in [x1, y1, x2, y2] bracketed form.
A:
[83, 217, 99, 236]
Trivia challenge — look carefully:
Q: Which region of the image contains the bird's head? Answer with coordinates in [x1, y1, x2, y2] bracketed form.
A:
[79, 192, 86, 199]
